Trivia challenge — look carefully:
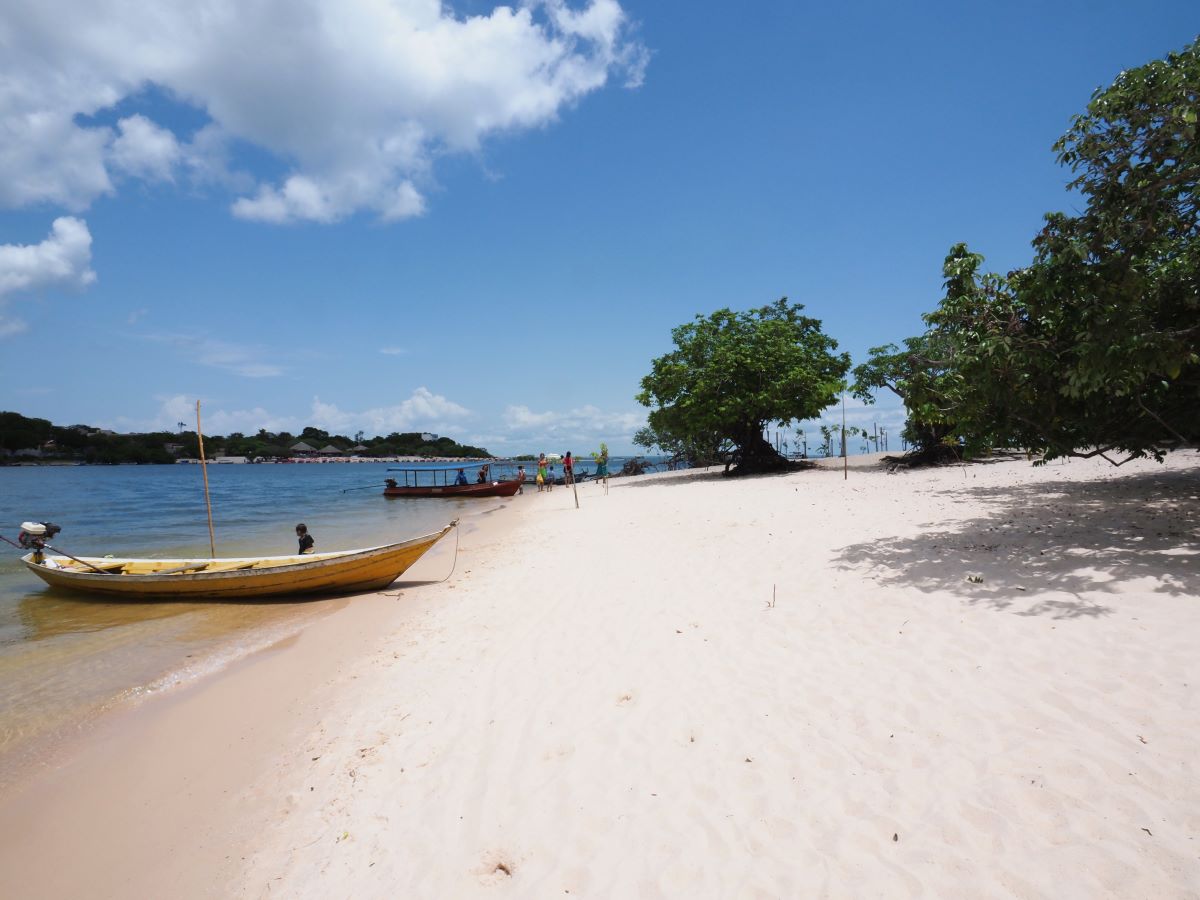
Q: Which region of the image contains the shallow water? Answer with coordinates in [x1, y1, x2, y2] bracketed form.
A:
[0, 462, 505, 783]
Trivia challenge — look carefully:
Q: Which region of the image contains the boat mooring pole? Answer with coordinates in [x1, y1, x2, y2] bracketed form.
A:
[570, 470, 580, 509]
[196, 400, 216, 557]
[842, 392, 848, 482]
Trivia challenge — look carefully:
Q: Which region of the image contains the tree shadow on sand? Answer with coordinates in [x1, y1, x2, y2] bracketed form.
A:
[617, 463, 819, 489]
[833, 466, 1199, 619]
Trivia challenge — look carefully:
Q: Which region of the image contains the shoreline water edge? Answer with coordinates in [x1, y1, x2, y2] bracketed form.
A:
[1, 453, 1197, 898]
[0, 461, 533, 791]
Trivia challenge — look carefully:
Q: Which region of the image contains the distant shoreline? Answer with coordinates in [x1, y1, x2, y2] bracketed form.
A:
[1, 455, 509, 467]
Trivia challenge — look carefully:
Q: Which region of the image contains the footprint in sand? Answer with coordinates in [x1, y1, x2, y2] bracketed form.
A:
[475, 851, 517, 886]
[616, 692, 634, 705]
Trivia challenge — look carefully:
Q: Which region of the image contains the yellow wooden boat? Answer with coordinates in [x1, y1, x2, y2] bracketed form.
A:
[21, 522, 456, 600]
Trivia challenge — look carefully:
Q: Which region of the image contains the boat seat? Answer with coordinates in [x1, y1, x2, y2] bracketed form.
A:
[66, 560, 127, 572]
[200, 561, 260, 573]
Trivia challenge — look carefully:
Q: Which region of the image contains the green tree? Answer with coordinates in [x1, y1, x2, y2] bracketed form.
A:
[637, 298, 849, 474]
[633, 424, 730, 468]
[851, 326, 964, 463]
[924, 39, 1200, 464]
[0, 412, 53, 451]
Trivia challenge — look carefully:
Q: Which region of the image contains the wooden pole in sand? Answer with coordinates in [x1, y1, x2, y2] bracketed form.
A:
[196, 400, 216, 557]
[842, 393, 848, 481]
[570, 466, 580, 509]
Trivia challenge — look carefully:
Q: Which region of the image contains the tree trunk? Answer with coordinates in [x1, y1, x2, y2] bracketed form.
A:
[730, 428, 788, 475]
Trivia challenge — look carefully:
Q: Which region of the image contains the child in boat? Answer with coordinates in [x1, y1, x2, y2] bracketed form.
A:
[295, 524, 315, 554]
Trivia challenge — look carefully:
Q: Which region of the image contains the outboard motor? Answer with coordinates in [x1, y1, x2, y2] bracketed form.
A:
[18, 521, 61, 563]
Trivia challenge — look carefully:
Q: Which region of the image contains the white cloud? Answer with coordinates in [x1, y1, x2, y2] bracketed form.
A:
[181, 124, 255, 192]
[141, 331, 284, 377]
[0, 0, 646, 222]
[109, 114, 182, 182]
[0, 102, 114, 211]
[794, 394, 909, 454]
[194, 340, 284, 378]
[379, 346, 407, 355]
[138, 394, 296, 436]
[0, 316, 29, 338]
[310, 387, 470, 435]
[506, 402, 643, 433]
[506, 404, 558, 429]
[120, 391, 468, 437]
[501, 402, 644, 452]
[0, 217, 97, 321]
[500, 396, 909, 457]
[107, 389, 640, 454]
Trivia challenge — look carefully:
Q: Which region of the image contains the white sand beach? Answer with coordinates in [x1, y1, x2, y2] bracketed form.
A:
[1, 453, 1197, 898]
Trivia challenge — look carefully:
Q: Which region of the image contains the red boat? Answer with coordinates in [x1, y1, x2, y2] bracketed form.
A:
[383, 463, 523, 499]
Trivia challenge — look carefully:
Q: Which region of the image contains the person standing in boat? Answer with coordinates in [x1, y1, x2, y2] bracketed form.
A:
[296, 524, 315, 554]
[454, 468, 469, 486]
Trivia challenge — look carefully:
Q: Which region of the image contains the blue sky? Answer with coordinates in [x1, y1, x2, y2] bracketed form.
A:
[0, 1, 1195, 455]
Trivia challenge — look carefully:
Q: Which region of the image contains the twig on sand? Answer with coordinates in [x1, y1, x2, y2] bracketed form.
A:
[764, 584, 776, 610]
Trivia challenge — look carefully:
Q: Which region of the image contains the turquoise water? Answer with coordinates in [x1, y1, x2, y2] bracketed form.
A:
[0, 462, 509, 782]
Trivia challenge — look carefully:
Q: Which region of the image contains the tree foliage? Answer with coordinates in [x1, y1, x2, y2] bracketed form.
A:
[867, 38, 1199, 464]
[0, 411, 490, 463]
[850, 332, 963, 462]
[632, 424, 730, 468]
[636, 298, 849, 474]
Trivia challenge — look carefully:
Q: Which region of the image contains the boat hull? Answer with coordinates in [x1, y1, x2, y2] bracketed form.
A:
[21, 524, 455, 600]
[383, 481, 521, 498]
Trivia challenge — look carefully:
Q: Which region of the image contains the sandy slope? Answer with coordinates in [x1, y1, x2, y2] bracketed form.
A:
[231, 454, 1199, 898]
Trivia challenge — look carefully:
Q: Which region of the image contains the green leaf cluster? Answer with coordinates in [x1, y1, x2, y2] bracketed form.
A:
[851, 331, 962, 456]
[636, 298, 849, 473]
[855, 36, 1200, 465]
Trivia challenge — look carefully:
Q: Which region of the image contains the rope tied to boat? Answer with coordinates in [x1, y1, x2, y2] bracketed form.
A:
[437, 518, 462, 583]
[380, 517, 460, 598]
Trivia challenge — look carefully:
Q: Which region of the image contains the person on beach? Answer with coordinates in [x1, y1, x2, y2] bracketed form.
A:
[536, 454, 547, 491]
[596, 445, 609, 494]
[516, 465, 526, 494]
[454, 468, 468, 486]
[563, 451, 574, 485]
[295, 524, 315, 554]
[547, 464, 555, 491]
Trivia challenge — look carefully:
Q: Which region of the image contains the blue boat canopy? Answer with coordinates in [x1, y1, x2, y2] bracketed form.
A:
[387, 461, 504, 472]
